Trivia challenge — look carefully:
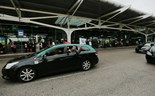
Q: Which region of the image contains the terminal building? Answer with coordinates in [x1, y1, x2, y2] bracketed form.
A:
[0, 0, 155, 53]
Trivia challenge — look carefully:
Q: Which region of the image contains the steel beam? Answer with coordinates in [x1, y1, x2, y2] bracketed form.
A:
[129, 14, 152, 24]
[10, 0, 21, 21]
[146, 20, 155, 27]
[68, 0, 81, 13]
[28, 16, 59, 20]
[120, 14, 152, 24]
[99, 6, 129, 26]
[67, 0, 83, 28]
[29, 21, 66, 31]
[98, 6, 130, 19]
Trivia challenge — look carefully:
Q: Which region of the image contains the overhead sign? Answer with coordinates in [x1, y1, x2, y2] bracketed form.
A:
[18, 29, 24, 37]
[79, 38, 86, 44]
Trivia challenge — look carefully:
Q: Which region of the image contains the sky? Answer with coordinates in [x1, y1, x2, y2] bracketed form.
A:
[104, 0, 155, 16]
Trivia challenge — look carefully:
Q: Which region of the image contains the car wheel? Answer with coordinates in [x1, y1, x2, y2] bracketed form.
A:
[81, 60, 92, 71]
[147, 59, 152, 64]
[135, 49, 140, 53]
[17, 67, 36, 82]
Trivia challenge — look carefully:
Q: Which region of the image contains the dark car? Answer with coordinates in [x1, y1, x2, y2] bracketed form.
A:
[146, 46, 155, 63]
[2, 44, 99, 82]
[135, 42, 154, 53]
[135, 43, 144, 53]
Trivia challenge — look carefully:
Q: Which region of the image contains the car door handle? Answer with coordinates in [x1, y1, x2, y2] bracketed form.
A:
[59, 58, 66, 60]
[59, 57, 71, 60]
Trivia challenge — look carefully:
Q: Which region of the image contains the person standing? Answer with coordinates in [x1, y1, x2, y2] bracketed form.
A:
[32, 41, 35, 52]
[11, 42, 16, 53]
[8, 39, 16, 53]
[24, 42, 28, 52]
[89, 40, 92, 46]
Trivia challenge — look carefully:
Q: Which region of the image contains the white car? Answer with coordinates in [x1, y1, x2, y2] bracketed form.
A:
[139, 43, 154, 53]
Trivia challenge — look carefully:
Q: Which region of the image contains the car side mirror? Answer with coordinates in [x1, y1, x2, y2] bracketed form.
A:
[42, 54, 47, 61]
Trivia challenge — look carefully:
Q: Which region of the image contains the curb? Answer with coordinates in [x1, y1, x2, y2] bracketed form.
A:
[0, 52, 32, 58]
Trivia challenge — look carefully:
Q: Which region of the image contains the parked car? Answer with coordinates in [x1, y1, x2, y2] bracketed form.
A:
[135, 43, 144, 53]
[146, 45, 155, 63]
[135, 42, 154, 53]
[2, 44, 99, 82]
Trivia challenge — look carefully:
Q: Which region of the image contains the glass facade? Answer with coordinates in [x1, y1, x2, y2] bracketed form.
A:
[0, 23, 153, 53]
[0, 24, 66, 53]
[71, 29, 146, 48]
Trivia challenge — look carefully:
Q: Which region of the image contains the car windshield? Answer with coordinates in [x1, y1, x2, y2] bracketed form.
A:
[143, 44, 151, 47]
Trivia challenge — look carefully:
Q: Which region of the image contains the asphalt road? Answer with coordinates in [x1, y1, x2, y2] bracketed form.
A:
[1, 48, 155, 96]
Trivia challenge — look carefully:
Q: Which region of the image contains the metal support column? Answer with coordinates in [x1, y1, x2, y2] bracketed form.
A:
[63, 29, 74, 43]
[145, 34, 148, 43]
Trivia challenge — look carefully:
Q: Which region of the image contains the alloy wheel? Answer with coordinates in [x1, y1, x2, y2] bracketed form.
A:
[82, 60, 91, 71]
[18, 67, 36, 82]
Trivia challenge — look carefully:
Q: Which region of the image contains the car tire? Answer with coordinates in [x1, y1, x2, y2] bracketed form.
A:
[81, 60, 92, 71]
[17, 67, 36, 82]
[135, 49, 139, 53]
[147, 59, 152, 64]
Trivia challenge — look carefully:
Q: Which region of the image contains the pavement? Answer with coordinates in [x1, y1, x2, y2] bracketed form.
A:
[1, 47, 155, 96]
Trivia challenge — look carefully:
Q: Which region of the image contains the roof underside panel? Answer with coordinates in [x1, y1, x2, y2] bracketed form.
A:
[108, 10, 144, 22]
[0, 0, 155, 28]
[74, 0, 119, 18]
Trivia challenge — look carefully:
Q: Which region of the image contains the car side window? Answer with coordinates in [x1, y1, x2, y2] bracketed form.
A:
[80, 46, 90, 51]
[67, 46, 78, 53]
[46, 47, 64, 56]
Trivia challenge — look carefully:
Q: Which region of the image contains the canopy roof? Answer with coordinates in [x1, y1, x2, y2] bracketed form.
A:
[0, 0, 155, 34]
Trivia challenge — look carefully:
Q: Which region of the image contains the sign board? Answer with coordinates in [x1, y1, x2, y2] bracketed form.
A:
[79, 38, 86, 44]
[18, 29, 24, 37]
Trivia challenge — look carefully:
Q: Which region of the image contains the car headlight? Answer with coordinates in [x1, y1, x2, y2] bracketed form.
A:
[5, 61, 19, 69]
[147, 51, 152, 56]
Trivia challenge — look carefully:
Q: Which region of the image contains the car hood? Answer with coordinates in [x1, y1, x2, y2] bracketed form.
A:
[141, 46, 150, 50]
[8, 54, 35, 63]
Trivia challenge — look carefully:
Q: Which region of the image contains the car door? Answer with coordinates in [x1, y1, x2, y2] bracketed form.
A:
[60, 46, 80, 70]
[37, 47, 67, 75]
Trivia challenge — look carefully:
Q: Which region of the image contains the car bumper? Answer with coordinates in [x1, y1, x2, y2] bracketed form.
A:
[2, 68, 16, 80]
[146, 55, 155, 63]
[135, 48, 146, 53]
[92, 56, 99, 65]
[138, 49, 148, 53]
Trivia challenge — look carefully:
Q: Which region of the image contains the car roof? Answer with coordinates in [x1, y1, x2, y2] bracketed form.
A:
[145, 42, 155, 44]
[36, 44, 95, 56]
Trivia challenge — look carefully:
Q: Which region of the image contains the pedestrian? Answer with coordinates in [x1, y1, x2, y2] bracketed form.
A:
[52, 41, 55, 46]
[32, 41, 35, 52]
[28, 41, 32, 52]
[10, 42, 16, 53]
[24, 42, 28, 52]
[89, 40, 92, 46]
